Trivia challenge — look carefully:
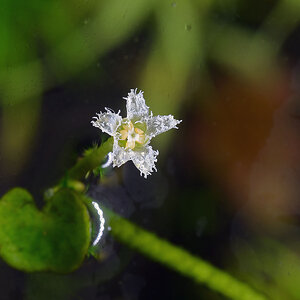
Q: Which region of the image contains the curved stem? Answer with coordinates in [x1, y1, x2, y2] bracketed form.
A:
[102, 208, 267, 300]
[67, 137, 113, 181]
[66, 142, 267, 300]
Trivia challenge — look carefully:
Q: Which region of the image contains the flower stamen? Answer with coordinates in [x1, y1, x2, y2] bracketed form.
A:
[119, 130, 128, 140]
[119, 121, 146, 150]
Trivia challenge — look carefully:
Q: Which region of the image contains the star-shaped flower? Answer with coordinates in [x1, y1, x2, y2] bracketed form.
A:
[91, 89, 182, 178]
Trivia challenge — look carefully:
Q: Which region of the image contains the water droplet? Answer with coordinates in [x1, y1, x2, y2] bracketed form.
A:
[171, 2, 177, 7]
[108, 226, 112, 231]
[185, 24, 192, 31]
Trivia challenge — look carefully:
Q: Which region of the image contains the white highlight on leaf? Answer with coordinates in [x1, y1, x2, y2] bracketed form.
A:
[91, 201, 105, 246]
[92, 89, 182, 178]
[101, 152, 113, 168]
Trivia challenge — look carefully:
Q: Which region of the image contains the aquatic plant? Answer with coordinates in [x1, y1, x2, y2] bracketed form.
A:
[0, 90, 266, 300]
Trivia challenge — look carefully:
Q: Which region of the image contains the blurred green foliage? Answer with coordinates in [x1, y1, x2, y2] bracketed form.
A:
[2, 0, 299, 172]
[234, 238, 300, 300]
[1, 0, 300, 299]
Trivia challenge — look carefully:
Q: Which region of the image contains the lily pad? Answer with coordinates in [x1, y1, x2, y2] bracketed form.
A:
[0, 188, 91, 272]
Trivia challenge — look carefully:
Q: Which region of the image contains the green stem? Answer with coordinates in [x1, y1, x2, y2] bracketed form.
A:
[66, 141, 267, 300]
[67, 137, 113, 181]
[102, 208, 267, 300]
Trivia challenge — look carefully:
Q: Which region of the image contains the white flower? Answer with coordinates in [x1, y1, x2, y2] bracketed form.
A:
[91, 89, 182, 178]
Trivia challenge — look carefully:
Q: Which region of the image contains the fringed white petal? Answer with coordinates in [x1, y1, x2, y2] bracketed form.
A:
[112, 142, 131, 168]
[91, 108, 122, 136]
[145, 115, 182, 138]
[131, 146, 159, 178]
[124, 89, 150, 120]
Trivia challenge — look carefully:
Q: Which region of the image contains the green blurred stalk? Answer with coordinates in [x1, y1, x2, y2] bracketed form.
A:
[103, 208, 267, 300]
[70, 140, 267, 300]
[67, 137, 113, 181]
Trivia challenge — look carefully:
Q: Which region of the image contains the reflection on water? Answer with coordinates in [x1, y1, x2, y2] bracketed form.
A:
[91, 201, 105, 246]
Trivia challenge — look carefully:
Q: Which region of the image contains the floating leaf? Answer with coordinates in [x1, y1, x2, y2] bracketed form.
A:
[0, 188, 91, 272]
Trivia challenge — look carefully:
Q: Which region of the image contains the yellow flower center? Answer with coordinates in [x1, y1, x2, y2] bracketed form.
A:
[119, 121, 146, 150]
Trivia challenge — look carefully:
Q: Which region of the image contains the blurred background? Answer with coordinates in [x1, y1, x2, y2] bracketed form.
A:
[1, 0, 300, 299]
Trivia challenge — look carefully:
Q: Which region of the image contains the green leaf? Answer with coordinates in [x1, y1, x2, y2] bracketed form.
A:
[0, 188, 91, 272]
